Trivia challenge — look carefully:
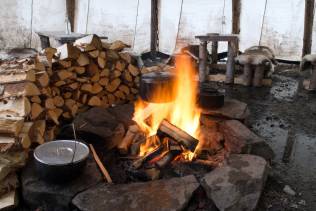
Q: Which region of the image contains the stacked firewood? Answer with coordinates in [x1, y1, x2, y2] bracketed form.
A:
[0, 35, 141, 206]
[0, 35, 140, 149]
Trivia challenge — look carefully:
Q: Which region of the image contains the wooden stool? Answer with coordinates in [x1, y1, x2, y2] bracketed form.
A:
[236, 54, 271, 87]
[301, 54, 316, 90]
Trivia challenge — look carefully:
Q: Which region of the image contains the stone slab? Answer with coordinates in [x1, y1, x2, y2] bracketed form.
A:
[72, 175, 199, 211]
[21, 156, 102, 211]
[201, 154, 269, 211]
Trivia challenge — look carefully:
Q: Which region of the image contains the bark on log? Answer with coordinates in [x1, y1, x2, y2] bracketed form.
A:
[157, 119, 199, 152]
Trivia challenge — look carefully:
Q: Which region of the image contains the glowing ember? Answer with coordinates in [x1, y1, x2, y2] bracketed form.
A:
[133, 55, 201, 160]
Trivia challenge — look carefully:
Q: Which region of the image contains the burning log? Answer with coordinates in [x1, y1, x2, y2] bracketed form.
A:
[130, 133, 146, 156]
[157, 119, 199, 152]
[132, 143, 164, 169]
[155, 145, 182, 168]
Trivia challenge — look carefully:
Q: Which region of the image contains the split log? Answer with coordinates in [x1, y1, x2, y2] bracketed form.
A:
[0, 117, 24, 136]
[0, 97, 31, 118]
[30, 96, 41, 104]
[157, 119, 199, 152]
[117, 125, 139, 154]
[74, 34, 102, 51]
[57, 43, 80, 60]
[128, 64, 140, 76]
[45, 98, 56, 109]
[77, 53, 90, 66]
[119, 52, 132, 63]
[88, 50, 99, 58]
[0, 68, 36, 84]
[106, 78, 121, 92]
[57, 70, 73, 80]
[88, 96, 101, 106]
[37, 72, 50, 87]
[19, 122, 34, 149]
[30, 103, 44, 120]
[0, 82, 40, 98]
[109, 40, 129, 51]
[47, 109, 60, 125]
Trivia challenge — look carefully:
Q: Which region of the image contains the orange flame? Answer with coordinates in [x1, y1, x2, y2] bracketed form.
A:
[133, 55, 201, 159]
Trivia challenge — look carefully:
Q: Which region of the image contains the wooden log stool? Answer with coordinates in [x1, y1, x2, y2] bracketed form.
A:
[236, 46, 276, 87]
[301, 54, 316, 90]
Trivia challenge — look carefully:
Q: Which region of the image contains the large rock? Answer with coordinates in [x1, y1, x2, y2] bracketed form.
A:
[71, 104, 135, 149]
[219, 120, 274, 160]
[73, 107, 119, 140]
[21, 156, 102, 211]
[72, 175, 199, 211]
[201, 154, 269, 211]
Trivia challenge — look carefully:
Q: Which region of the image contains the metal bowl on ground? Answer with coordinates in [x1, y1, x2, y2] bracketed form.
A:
[34, 140, 89, 183]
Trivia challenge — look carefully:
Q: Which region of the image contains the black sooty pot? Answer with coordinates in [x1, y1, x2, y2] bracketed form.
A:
[198, 87, 225, 109]
[34, 140, 90, 183]
[140, 71, 175, 103]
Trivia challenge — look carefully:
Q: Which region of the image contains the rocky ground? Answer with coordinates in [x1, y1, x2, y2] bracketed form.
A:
[223, 66, 316, 211]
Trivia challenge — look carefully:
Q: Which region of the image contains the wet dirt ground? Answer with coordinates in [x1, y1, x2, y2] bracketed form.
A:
[223, 68, 316, 211]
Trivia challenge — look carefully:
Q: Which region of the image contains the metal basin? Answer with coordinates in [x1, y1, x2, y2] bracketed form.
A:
[34, 140, 90, 183]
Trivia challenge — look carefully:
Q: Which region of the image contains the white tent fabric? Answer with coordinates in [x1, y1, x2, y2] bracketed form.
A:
[0, 0, 313, 60]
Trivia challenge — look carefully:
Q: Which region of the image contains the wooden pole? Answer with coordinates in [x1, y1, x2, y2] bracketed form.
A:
[150, 0, 159, 58]
[232, 0, 241, 50]
[198, 41, 208, 83]
[302, 0, 315, 57]
[232, 0, 241, 34]
[66, 0, 76, 32]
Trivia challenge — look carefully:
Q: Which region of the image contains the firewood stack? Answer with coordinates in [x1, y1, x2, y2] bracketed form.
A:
[0, 35, 141, 206]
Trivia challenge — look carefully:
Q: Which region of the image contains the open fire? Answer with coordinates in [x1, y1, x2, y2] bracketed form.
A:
[133, 55, 201, 161]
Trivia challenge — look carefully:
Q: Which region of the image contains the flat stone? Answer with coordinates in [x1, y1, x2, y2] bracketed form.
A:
[74, 107, 119, 140]
[21, 156, 102, 211]
[219, 120, 274, 160]
[201, 99, 249, 121]
[201, 154, 269, 211]
[72, 175, 199, 211]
